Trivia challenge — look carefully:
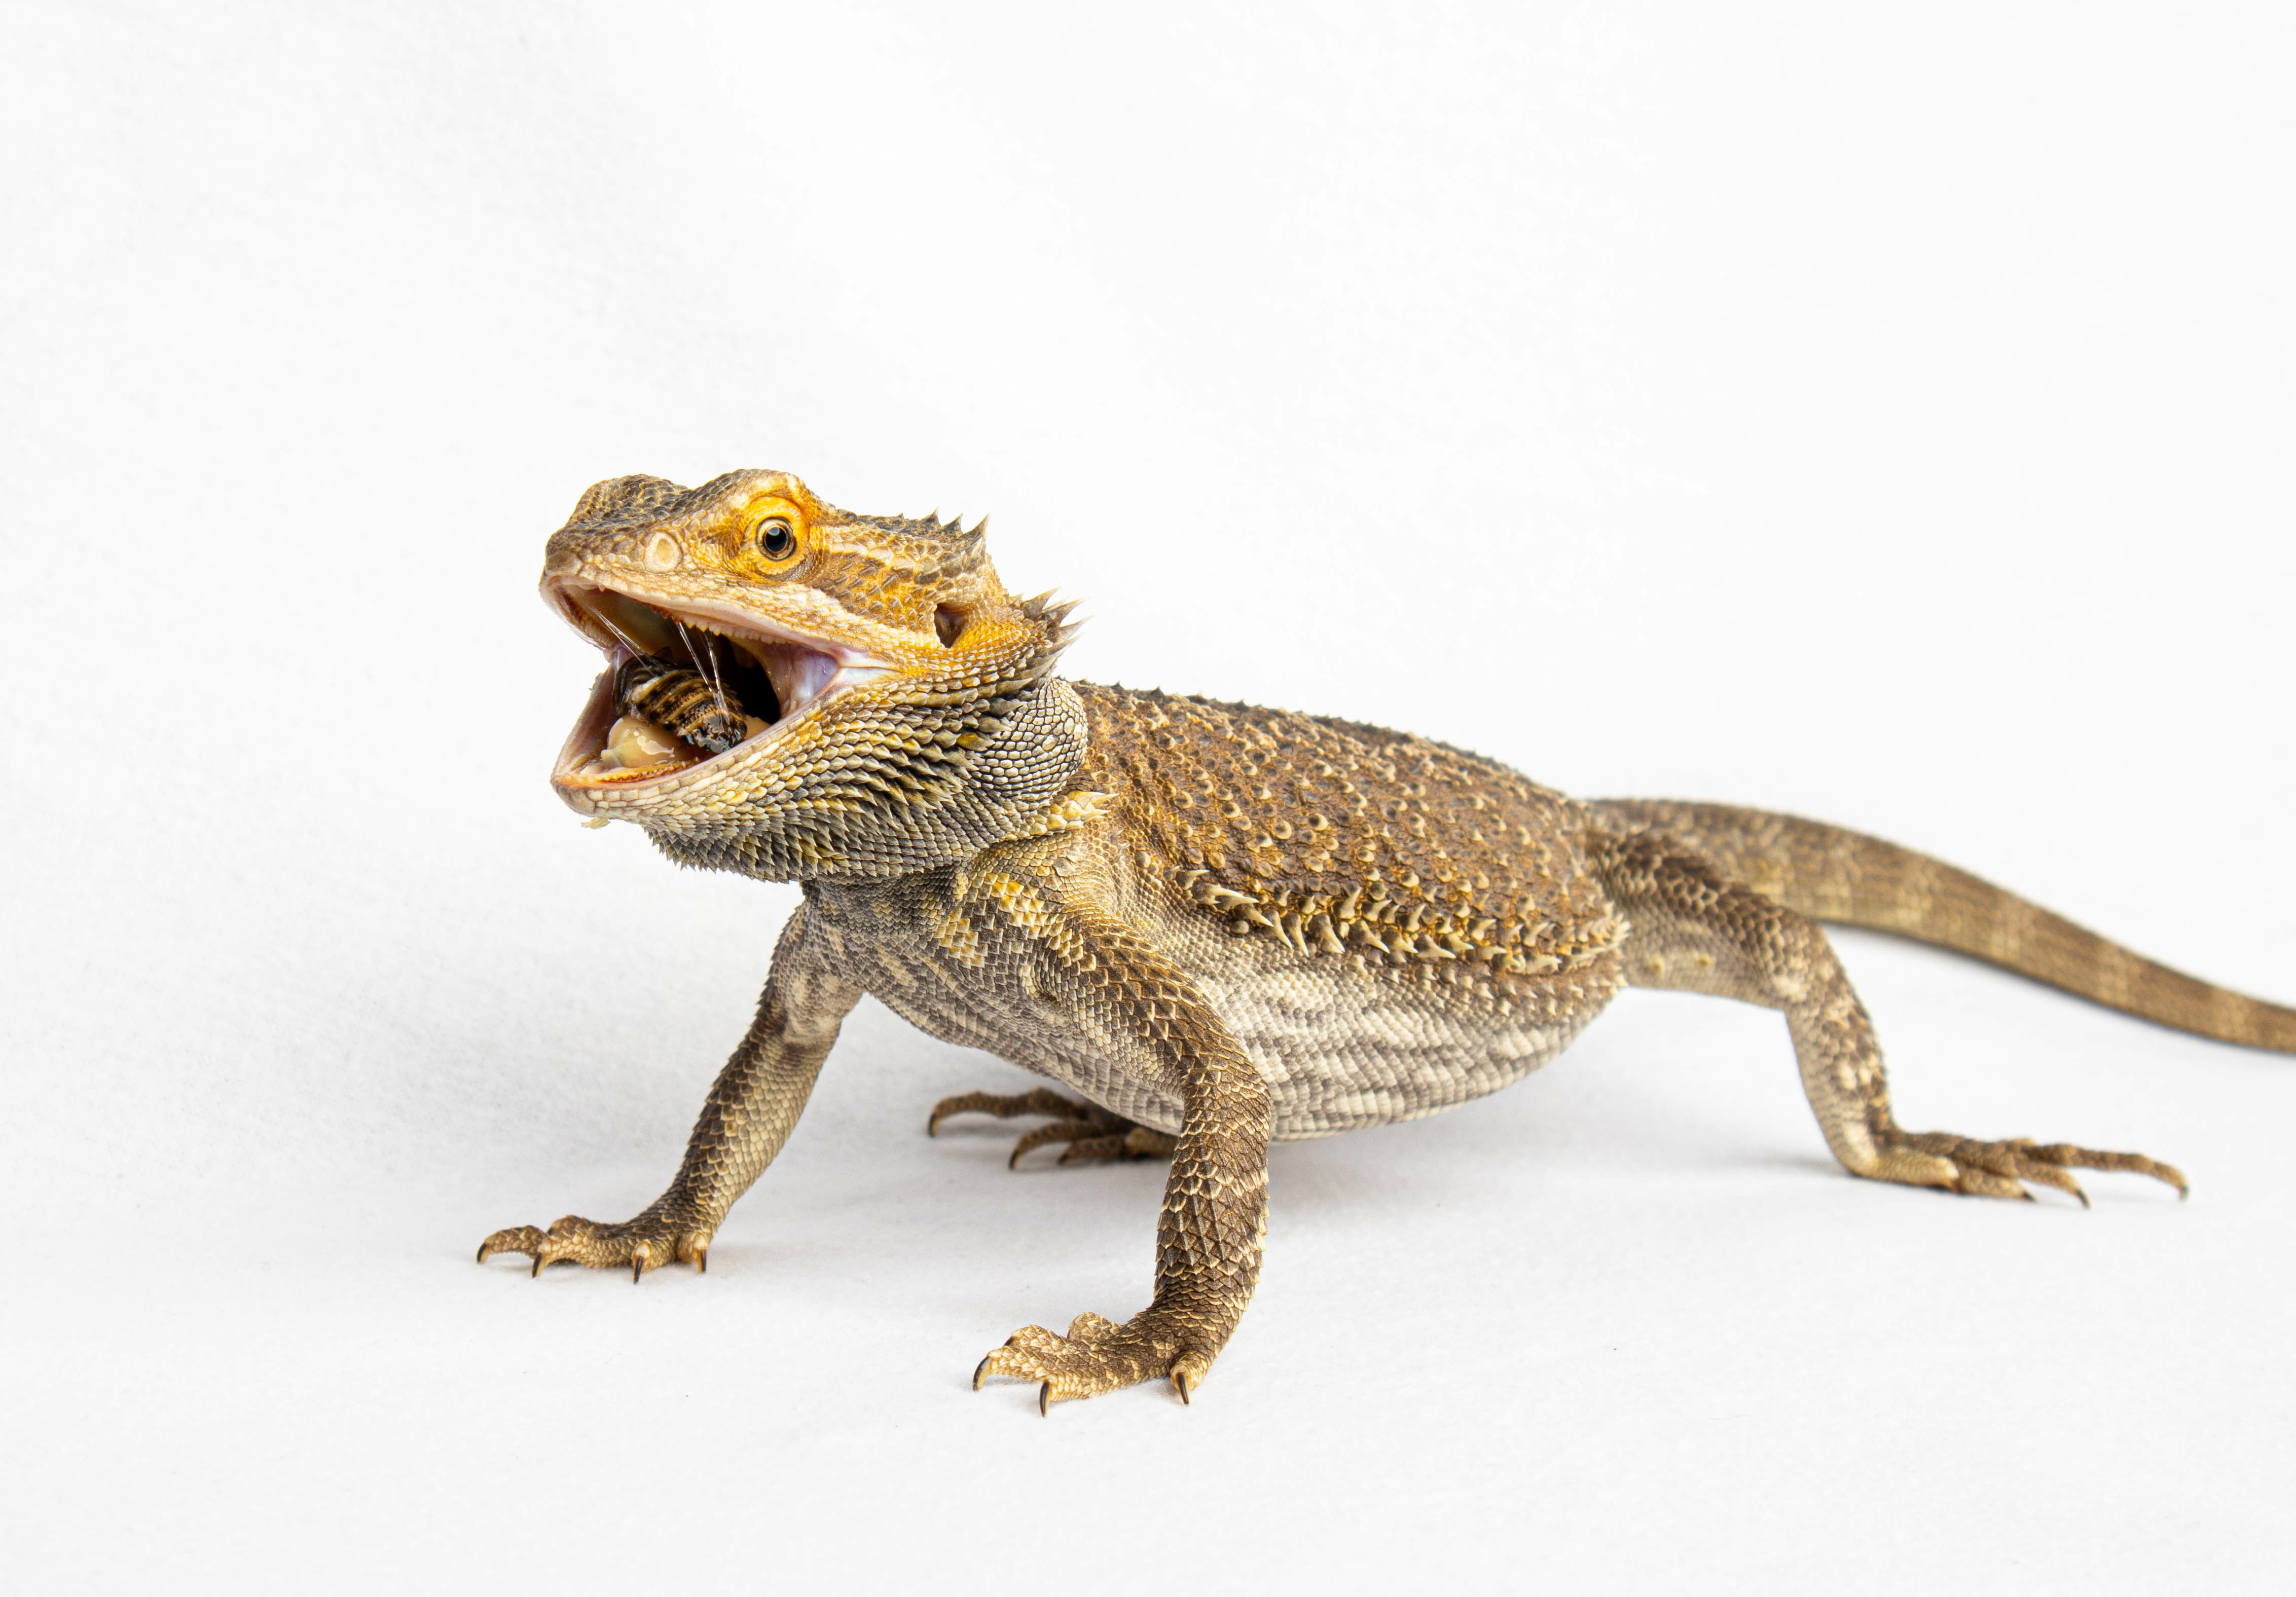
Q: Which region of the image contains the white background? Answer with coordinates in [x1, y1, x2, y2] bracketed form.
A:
[5, 3, 2293, 1591]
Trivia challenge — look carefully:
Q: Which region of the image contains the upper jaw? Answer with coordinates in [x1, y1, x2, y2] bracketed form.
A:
[543, 572, 894, 806]
[542, 571, 895, 674]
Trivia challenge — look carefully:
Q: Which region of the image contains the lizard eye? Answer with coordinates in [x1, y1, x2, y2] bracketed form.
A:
[755, 517, 797, 560]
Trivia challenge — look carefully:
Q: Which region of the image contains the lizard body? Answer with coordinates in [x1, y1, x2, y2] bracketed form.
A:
[480, 469, 2295, 1409]
[828, 684, 1628, 1141]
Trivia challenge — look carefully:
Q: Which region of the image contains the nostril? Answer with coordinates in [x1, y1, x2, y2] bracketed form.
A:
[933, 604, 965, 647]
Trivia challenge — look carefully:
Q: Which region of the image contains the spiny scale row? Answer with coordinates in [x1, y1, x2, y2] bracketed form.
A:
[1019, 591, 1087, 653]
[1175, 866, 1617, 973]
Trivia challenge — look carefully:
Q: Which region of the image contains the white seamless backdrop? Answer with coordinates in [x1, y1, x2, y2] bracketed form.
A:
[4, 4, 2292, 1593]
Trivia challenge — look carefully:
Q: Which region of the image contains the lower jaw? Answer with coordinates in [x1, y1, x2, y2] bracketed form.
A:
[550, 653, 720, 806]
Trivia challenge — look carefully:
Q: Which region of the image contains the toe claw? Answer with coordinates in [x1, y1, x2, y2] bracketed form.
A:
[478, 1216, 703, 1280]
[935, 1089, 1173, 1173]
[1890, 1130, 2191, 1205]
[977, 1309, 1211, 1409]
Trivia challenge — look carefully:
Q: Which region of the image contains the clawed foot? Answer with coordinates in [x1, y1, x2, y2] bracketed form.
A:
[973, 1308, 1216, 1413]
[1872, 1131, 2188, 1206]
[928, 1087, 1179, 1170]
[476, 1209, 714, 1282]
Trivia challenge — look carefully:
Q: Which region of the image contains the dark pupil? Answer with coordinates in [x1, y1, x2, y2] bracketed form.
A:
[760, 521, 793, 556]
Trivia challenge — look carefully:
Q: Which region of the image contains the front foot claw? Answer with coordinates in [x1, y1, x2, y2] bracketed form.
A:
[972, 1308, 1215, 1412]
[476, 1211, 714, 1281]
[928, 1088, 1178, 1170]
[1873, 1131, 2189, 1205]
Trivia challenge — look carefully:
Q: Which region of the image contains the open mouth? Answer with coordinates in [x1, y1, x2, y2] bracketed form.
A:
[548, 580, 889, 791]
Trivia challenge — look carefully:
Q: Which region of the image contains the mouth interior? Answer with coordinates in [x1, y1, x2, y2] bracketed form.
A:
[553, 585, 847, 788]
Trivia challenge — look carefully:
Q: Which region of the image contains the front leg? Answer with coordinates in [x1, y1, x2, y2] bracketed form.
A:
[478, 905, 861, 1279]
[967, 896, 1271, 1410]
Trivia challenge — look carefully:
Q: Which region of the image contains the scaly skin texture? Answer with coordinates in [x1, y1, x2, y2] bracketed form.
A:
[478, 469, 2295, 1409]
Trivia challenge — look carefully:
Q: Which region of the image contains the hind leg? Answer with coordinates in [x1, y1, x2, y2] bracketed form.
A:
[1597, 828, 2185, 1203]
[928, 1087, 1178, 1170]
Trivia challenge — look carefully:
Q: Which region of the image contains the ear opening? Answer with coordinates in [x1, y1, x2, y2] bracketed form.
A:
[933, 604, 967, 648]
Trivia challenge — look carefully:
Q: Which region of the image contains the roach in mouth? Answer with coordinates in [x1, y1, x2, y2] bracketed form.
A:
[614, 653, 755, 755]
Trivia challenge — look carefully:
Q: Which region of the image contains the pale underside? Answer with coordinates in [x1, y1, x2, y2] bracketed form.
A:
[812, 879, 1621, 1140]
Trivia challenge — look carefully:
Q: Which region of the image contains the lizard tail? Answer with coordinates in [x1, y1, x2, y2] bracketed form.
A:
[1588, 798, 2296, 1054]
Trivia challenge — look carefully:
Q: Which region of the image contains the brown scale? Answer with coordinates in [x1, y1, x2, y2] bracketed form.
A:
[614, 653, 753, 755]
[1073, 685, 1624, 990]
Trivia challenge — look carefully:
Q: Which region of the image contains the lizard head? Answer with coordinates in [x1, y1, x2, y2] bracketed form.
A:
[540, 469, 1087, 879]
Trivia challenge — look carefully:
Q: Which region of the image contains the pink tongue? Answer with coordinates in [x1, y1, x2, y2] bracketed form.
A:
[769, 645, 833, 713]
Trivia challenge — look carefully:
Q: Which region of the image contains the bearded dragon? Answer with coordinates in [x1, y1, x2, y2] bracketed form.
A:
[478, 469, 2296, 1412]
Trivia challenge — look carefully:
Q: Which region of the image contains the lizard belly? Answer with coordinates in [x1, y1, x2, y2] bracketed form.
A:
[1187, 940, 1623, 1139]
[865, 922, 1622, 1142]
[807, 877, 1623, 1143]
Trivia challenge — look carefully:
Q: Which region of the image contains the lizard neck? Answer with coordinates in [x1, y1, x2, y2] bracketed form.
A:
[644, 677, 1092, 882]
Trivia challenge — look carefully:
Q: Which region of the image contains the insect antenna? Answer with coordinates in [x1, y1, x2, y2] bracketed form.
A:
[590, 612, 652, 666]
[673, 618, 734, 720]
